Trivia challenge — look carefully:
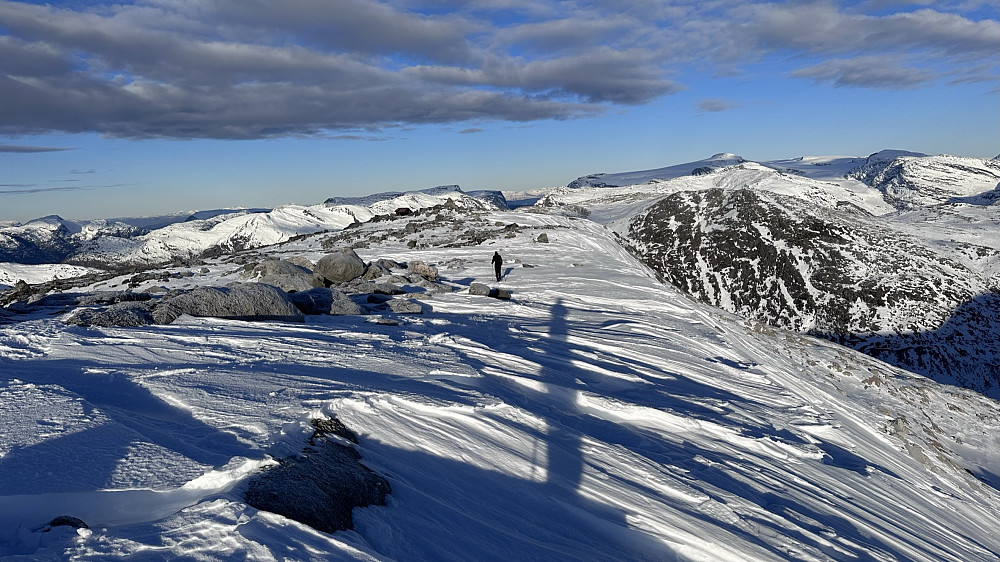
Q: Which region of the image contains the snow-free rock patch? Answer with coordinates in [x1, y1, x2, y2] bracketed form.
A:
[243, 417, 391, 534]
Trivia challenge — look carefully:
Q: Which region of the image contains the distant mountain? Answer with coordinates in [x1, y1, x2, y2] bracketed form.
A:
[568, 153, 747, 187]
[847, 152, 1000, 208]
[1, 187, 506, 270]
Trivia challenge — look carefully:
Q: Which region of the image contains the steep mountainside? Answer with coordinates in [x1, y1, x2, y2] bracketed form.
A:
[848, 152, 1000, 208]
[624, 187, 999, 396]
[543, 151, 1000, 397]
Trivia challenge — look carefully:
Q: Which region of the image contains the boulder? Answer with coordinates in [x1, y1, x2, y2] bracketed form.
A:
[152, 283, 304, 324]
[387, 298, 425, 314]
[245, 259, 316, 292]
[65, 301, 156, 327]
[289, 288, 363, 315]
[361, 263, 390, 281]
[257, 274, 316, 293]
[314, 249, 366, 285]
[374, 258, 402, 270]
[407, 260, 439, 281]
[469, 283, 491, 296]
[489, 288, 512, 300]
[536, 233, 549, 243]
[284, 256, 315, 271]
[244, 417, 390, 533]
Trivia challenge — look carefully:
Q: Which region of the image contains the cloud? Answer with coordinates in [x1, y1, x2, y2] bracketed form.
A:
[791, 56, 934, 89]
[0, 144, 73, 153]
[459, 128, 485, 134]
[697, 98, 740, 112]
[0, 0, 994, 139]
[0, 183, 130, 196]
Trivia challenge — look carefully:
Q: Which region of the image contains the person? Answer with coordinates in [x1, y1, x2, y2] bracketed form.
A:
[491, 251, 503, 282]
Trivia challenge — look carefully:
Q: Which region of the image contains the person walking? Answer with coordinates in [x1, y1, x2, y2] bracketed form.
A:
[491, 251, 503, 282]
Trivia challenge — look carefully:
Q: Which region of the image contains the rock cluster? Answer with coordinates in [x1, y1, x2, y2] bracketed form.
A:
[54, 248, 449, 327]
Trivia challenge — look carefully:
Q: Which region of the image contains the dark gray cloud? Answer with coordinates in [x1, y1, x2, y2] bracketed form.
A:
[0, 143, 73, 153]
[0, 0, 995, 140]
[459, 128, 484, 134]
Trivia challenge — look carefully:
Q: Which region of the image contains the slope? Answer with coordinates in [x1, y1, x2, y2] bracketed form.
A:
[1, 206, 998, 561]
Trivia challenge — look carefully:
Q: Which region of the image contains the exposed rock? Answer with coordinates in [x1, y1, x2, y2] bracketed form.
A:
[152, 283, 304, 324]
[77, 291, 152, 306]
[387, 298, 425, 314]
[244, 259, 317, 292]
[314, 249, 366, 285]
[46, 516, 89, 530]
[536, 233, 549, 243]
[407, 260, 438, 280]
[469, 282, 491, 296]
[374, 258, 401, 270]
[625, 187, 1000, 396]
[489, 288, 512, 300]
[361, 263, 390, 281]
[65, 301, 156, 327]
[288, 288, 364, 316]
[284, 256, 315, 271]
[244, 417, 391, 534]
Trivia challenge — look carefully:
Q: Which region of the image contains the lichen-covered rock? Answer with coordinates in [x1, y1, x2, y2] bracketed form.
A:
[314, 249, 366, 285]
[152, 283, 304, 324]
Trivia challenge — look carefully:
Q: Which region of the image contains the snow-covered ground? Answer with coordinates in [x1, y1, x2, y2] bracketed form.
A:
[2, 209, 999, 561]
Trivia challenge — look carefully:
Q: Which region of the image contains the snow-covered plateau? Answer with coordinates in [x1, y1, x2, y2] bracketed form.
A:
[1, 151, 999, 561]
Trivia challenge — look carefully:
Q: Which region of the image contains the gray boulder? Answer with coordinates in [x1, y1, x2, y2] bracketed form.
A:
[284, 256, 315, 271]
[387, 298, 425, 314]
[289, 288, 364, 315]
[152, 283, 304, 324]
[407, 260, 439, 281]
[314, 249, 366, 285]
[65, 301, 155, 327]
[536, 233, 549, 243]
[361, 264, 390, 281]
[469, 283, 491, 296]
[258, 274, 317, 293]
[245, 259, 317, 292]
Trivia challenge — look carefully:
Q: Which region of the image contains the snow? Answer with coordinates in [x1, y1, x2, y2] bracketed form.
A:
[2, 204, 999, 561]
[0, 263, 99, 287]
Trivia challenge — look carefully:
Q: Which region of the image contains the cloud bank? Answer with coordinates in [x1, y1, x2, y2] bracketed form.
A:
[0, 0, 995, 140]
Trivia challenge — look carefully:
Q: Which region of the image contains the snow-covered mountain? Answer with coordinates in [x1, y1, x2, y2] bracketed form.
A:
[0, 187, 506, 272]
[552, 152, 1000, 397]
[1, 151, 999, 560]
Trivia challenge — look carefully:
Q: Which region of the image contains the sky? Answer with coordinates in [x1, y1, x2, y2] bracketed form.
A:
[1, 0, 998, 222]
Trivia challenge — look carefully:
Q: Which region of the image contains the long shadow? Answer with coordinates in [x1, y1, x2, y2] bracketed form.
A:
[824, 292, 1000, 399]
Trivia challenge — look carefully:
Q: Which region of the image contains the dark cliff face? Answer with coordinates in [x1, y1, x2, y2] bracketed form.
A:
[625, 187, 999, 396]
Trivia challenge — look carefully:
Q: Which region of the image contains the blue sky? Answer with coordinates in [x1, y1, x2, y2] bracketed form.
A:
[1, 0, 998, 222]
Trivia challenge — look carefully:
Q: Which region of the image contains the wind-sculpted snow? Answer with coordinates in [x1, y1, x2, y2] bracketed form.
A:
[2, 206, 1000, 560]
